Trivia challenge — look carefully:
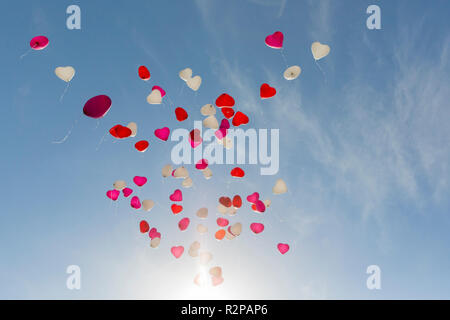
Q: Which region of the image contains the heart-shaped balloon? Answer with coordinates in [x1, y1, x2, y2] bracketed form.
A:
[135, 140, 149, 152]
[179, 68, 193, 81]
[211, 275, 224, 286]
[273, 178, 288, 194]
[200, 104, 216, 116]
[230, 167, 245, 178]
[171, 246, 184, 259]
[138, 65, 150, 80]
[221, 107, 235, 119]
[139, 220, 150, 233]
[229, 223, 242, 236]
[150, 237, 161, 248]
[130, 196, 141, 209]
[171, 204, 183, 214]
[215, 229, 226, 240]
[265, 31, 284, 49]
[215, 127, 227, 140]
[250, 223, 265, 234]
[189, 241, 201, 257]
[220, 119, 230, 130]
[255, 200, 266, 213]
[83, 95, 112, 119]
[199, 251, 212, 265]
[169, 189, 182, 202]
[109, 125, 132, 139]
[173, 166, 189, 179]
[219, 196, 232, 208]
[146, 89, 162, 104]
[195, 159, 209, 170]
[311, 41, 330, 60]
[232, 195, 242, 208]
[149, 227, 161, 239]
[113, 180, 126, 190]
[232, 111, 249, 126]
[215, 93, 235, 108]
[142, 199, 154, 211]
[189, 129, 202, 148]
[122, 187, 133, 197]
[106, 189, 120, 201]
[178, 217, 190, 231]
[133, 176, 147, 187]
[260, 83, 277, 99]
[162, 164, 172, 178]
[55, 66, 75, 82]
[127, 122, 137, 137]
[277, 243, 290, 255]
[197, 224, 208, 234]
[152, 85, 166, 98]
[196, 207, 208, 219]
[203, 115, 219, 129]
[247, 192, 260, 204]
[217, 218, 229, 227]
[175, 107, 188, 122]
[182, 177, 193, 188]
[187, 75, 202, 91]
[30, 35, 49, 50]
[154, 127, 170, 141]
[202, 167, 213, 179]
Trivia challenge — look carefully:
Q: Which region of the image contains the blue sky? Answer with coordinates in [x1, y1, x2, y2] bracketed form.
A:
[0, 0, 449, 299]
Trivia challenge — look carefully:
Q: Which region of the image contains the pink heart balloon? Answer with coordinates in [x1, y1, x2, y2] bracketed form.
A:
[171, 246, 184, 259]
[277, 243, 290, 255]
[195, 159, 209, 170]
[152, 85, 166, 98]
[178, 217, 190, 231]
[130, 196, 141, 209]
[106, 189, 120, 201]
[211, 275, 224, 286]
[216, 218, 229, 227]
[265, 31, 284, 49]
[133, 176, 147, 187]
[122, 187, 133, 197]
[189, 129, 202, 148]
[246, 192, 260, 204]
[154, 127, 170, 141]
[30, 35, 49, 50]
[149, 227, 161, 239]
[215, 127, 227, 140]
[169, 189, 183, 202]
[255, 200, 266, 213]
[250, 223, 264, 234]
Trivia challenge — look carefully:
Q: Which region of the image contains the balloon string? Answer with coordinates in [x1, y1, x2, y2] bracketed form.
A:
[314, 59, 327, 84]
[280, 49, 289, 69]
[19, 48, 32, 60]
[95, 130, 108, 151]
[52, 117, 79, 144]
[59, 82, 71, 102]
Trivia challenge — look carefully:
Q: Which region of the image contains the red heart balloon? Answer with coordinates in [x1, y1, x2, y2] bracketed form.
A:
[109, 125, 132, 139]
[232, 111, 249, 127]
[260, 83, 276, 99]
[230, 167, 245, 178]
[215, 93, 235, 108]
[221, 107, 235, 119]
[175, 107, 188, 122]
[138, 65, 151, 80]
[171, 204, 183, 214]
[139, 220, 150, 233]
[219, 196, 232, 208]
[232, 195, 242, 208]
[135, 140, 149, 152]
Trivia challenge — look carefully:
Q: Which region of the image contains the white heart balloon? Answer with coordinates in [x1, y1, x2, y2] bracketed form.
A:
[113, 180, 126, 191]
[182, 177, 193, 188]
[174, 166, 189, 178]
[146, 89, 162, 104]
[142, 199, 155, 211]
[283, 65, 301, 80]
[203, 115, 219, 129]
[126, 122, 137, 137]
[199, 251, 212, 265]
[197, 224, 208, 234]
[196, 207, 208, 219]
[55, 66, 75, 82]
[150, 237, 160, 248]
[187, 75, 202, 91]
[200, 104, 216, 116]
[202, 167, 213, 179]
[209, 266, 222, 278]
[162, 164, 173, 178]
[311, 42, 330, 60]
[179, 68, 193, 81]
[230, 222, 242, 236]
[272, 178, 288, 194]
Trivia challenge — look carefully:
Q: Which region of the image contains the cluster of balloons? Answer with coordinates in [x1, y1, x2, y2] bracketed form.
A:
[27, 28, 327, 287]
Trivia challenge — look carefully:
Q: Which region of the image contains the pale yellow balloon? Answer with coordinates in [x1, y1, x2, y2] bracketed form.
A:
[264, 199, 272, 208]
[55, 66, 75, 82]
[179, 68, 193, 81]
[162, 164, 173, 178]
[187, 75, 202, 91]
[189, 241, 201, 257]
[150, 237, 160, 248]
[194, 273, 207, 287]
[230, 222, 242, 236]
[225, 229, 235, 240]
[199, 251, 213, 265]
[283, 65, 301, 80]
[227, 206, 237, 216]
[272, 178, 288, 194]
[311, 41, 330, 60]
[113, 180, 126, 191]
[209, 266, 222, 278]
[196, 224, 208, 234]
[196, 207, 208, 219]
[218, 137, 233, 149]
[126, 122, 137, 137]
[146, 89, 162, 104]
[174, 166, 189, 179]
[142, 199, 155, 211]
[200, 104, 216, 116]
[202, 167, 213, 179]
[217, 203, 227, 214]
[181, 177, 193, 188]
[203, 115, 219, 129]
